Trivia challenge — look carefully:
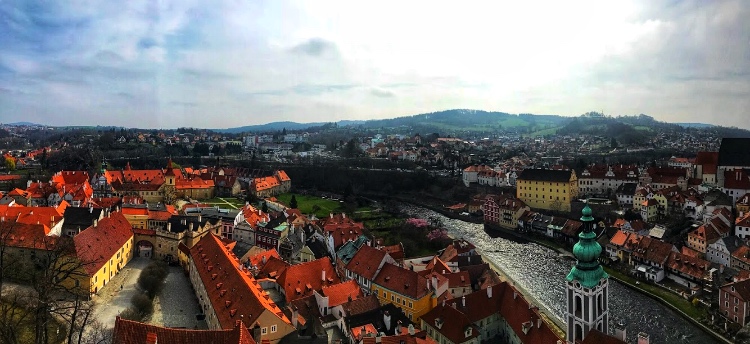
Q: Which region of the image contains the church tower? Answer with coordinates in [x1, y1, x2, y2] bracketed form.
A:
[566, 204, 609, 343]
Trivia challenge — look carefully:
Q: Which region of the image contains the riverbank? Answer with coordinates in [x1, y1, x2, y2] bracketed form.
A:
[391, 197, 728, 342]
[604, 267, 732, 344]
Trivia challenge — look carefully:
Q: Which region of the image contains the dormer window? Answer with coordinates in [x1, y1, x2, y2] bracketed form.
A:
[464, 327, 472, 338]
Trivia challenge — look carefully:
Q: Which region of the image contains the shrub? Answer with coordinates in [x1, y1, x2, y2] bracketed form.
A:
[119, 307, 141, 321]
[137, 262, 168, 299]
[131, 292, 153, 317]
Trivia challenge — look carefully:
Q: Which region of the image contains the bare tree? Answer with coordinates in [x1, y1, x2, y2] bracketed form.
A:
[0, 289, 35, 344]
[22, 234, 98, 344]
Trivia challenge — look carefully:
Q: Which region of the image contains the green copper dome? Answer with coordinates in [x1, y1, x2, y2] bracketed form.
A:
[580, 204, 594, 222]
[566, 204, 608, 288]
[572, 231, 602, 262]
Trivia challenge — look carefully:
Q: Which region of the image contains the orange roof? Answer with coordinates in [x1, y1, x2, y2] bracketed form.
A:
[73, 212, 134, 275]
[321, 280, 363, 307]
[113, 317, 255, 344]
[277, 257, 340, 303]
[176, 177, 215, 190]
[276, 170, 290, 182]
[248, 248, 281, 268]
[121, 207, 149, 216]
[0, 205, 64, 231]
[50, 171, 90, 186]
[0, 221, 58, 250]
[346, 245, 389, 280]
[190, 234, 291, 329]
[253, 176, 280, 192]
[373, 263, 430, 300]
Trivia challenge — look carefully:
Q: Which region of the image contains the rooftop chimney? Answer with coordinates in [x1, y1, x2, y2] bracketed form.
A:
[461, 295, 466, 307]
[146, 332, 157, 344]
[614, 321, 627, 341]
[322, 269, 326, 282]
[637, 332, 650, 344]
[93, 219, 98, 227]
[487, 285, 492, 299]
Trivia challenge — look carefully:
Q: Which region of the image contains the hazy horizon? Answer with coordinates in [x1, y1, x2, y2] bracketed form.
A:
[1, 1, 748, 129]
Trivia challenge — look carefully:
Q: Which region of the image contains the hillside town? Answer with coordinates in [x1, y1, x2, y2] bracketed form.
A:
[2, 123, 750, 343]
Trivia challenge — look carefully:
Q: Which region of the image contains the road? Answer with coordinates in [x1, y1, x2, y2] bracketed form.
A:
[90, 257, 150, 327]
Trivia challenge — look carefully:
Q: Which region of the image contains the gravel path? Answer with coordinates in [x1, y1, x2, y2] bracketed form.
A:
[91, 257, 151, 328]
[148, 266, 205, 329]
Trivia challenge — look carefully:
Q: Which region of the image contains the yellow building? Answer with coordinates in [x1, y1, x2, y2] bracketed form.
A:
[516, 169, 578, 212]
[121, 206, 149, 229]
[73, 212, 134, 294]
[372, 263, 434, 321]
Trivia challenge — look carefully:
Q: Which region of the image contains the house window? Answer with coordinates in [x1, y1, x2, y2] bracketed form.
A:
[271, 325, 277, 333]
[261, 327, 267, 335]
[409, 301, 413, 308]
[391, 295, 395, 302]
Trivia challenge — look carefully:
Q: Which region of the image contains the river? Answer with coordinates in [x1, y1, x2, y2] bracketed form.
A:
[400, 205, 718, 344]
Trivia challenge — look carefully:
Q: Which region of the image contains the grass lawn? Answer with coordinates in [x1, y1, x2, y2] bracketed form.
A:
[527, 126, 561, 137]
[604, 267, 706, 319]
[276, 193, 343, 218]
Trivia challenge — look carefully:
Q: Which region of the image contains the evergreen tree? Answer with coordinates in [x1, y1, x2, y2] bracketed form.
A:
[290, 195, 298, 209]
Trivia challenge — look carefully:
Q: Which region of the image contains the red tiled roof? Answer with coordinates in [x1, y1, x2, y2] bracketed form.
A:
[276, 257, 340, 303]
[341, 294, 381, 317]
[0, 205, 64, 230]
[666, 252, 709, 280]
[276, 170, 290, 182]
[248, 248, 281, 268]
[190, 233, 292, 331]
[609, 230, 629, 247]
[256, 256, 289, 280]
[721, 279, 750, 303]
[724, 169, 750, 190]
[253, 176, 280, 192]
[321, 280, 363, 307]
[346, 245, 388, 280]
[51, 171, 91, 186]
[74, 212, 134, 275]
[113, 317, 255, 344]
[695, 152, 719, 174]
[121, 207, 149, 216]
[0, 221, 58, 250]
[380, 244, 404, 261]
[373, 263, 430, 300]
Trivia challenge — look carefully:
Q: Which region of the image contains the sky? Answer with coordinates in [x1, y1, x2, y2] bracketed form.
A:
[0, 0, 748, 129]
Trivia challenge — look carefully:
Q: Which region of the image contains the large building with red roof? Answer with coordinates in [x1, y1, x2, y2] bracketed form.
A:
[90, 160, 215, 203]
[421, 283, 563, 344]
[188, 233, 294, 343]
[72, 211, 134, 294]
[250, 170, 291, 198]
[275, 256, 340, 303]
[113, 316, 256, 344]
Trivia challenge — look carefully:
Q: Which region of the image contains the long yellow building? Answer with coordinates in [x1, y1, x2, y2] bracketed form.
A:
[72, 212, 134, 294]
[516, 169, 578, 212]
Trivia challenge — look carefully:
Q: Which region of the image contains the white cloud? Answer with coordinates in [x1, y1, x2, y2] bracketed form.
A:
[0, 0, 748, 128]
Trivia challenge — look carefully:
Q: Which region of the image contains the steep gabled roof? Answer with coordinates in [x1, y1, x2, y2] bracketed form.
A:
[276, 257, 340, 303]
[721, 279, 750, 302]
[373, 263, 430, 300]
[73, 212, 134, 275]
[346, 245, 388, 281]
[321, 280, 363, 307]
[190, 233, 291, 329]
[113, 317, 255, 344]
